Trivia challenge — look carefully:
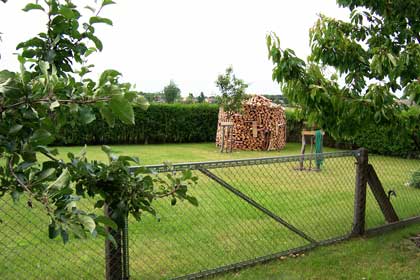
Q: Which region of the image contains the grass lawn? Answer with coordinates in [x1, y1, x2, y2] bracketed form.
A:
[50, 142, 319, 164]
[0, 142, 419, 279]
[215, 223, 420, 280]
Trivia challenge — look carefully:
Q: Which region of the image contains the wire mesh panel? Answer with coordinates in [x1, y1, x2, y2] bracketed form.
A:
[0, 197, 104, 280]
[1, 150, 419, 280]
[367, 155, 420, 228]
[129, 151, 358, 279]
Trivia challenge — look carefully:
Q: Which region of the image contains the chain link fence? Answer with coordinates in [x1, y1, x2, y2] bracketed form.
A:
[0, 150, 419, 279]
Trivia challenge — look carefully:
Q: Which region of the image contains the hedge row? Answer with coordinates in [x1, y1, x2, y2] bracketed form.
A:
[55, 103, 418, 157]
[55, 103, 219, 145]
[285, 109, 419, 157]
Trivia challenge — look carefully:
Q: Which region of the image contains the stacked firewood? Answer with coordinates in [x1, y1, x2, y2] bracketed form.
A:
[216, 95, 287, 151]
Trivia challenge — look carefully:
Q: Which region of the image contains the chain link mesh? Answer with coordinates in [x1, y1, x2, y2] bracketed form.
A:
[1, 151, 419, 279]
[0, 197, 104, 280]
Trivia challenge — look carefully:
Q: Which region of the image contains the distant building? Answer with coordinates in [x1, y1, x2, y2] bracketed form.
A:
[205, 96, 217, 104]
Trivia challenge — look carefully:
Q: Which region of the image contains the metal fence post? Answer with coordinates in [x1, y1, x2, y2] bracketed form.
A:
[105, 205, 123, 280]
[122, 216, 130, 280]
[351, 148, 369, 236]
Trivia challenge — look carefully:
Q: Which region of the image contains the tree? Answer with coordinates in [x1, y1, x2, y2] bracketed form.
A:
[197, 91, 206, 103]
[163, 80, 181, 103]
[0, 0, 196, 247]
[185, 92, 195, 104]
[267, 0, 420, 147]
[215, 66, 248, 118]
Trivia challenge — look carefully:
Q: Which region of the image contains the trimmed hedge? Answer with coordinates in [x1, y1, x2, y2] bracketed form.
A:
[284, 109, 419, 157]
[55, 103, 219, 145]
[55, 103, 418, 157]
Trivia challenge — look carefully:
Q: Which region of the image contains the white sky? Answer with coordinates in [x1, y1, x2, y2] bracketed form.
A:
[0, 0, 349, 96]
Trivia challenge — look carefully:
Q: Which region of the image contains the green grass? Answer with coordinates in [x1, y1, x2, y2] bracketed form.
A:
[215, 223, 420, 280]
[0, 142, 419, 279]
[52, 142, 324, 164]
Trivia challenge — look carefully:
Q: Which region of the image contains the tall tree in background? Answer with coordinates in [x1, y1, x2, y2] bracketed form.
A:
[267, 0, 420, 144]
[163, 80, 181, 103]
[197, 91, 206, 103]
[215, 66, 248, 118]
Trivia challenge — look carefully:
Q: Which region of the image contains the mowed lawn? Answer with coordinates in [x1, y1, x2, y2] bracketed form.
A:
[0, 143, 419, 280]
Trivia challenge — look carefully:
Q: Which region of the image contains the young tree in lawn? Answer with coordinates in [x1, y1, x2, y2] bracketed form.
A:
[0, 0, 197, 253]
[267, 0, 420, 151]
[185, 92, 195, 104]
[163, 80, 181, 103]
[215, 66, 248, 119]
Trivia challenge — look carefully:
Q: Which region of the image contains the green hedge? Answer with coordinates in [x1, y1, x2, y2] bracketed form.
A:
[55, 103, 219, 145]
[284, 108, 419, 157]
[55, 103, 418, 157]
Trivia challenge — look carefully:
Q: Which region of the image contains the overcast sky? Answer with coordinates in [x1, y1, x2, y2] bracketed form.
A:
[0, 0, 349, 96]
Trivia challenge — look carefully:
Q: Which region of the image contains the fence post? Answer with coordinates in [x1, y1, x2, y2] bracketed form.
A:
[351, 148, 369, 236]
[105, 205, 123, 280]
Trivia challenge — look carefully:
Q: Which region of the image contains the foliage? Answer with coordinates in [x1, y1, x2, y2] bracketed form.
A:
[215, 66, 248, 117]
[197, 91, 206, 103]
[0, 0, 195, 244]
[163, 80, 181, 103]
[266, 0, 420, 145]
[406, 170, 420, 189]
[185, 93, 195, 104]
[68, 146, 198, 229]
[55, 103, 220, 145]
[53, 104, 418, 156]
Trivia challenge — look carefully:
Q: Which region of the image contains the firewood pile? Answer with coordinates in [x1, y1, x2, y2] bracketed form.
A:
[216, 95, 287, 151]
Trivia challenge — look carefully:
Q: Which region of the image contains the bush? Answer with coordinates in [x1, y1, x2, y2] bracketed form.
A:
[406, 170, 420, 189]
[55, 103, 220, 145]
[349, 123, 416, 157]
[285, 108, 304, 142]
[55, 103, 419, 157]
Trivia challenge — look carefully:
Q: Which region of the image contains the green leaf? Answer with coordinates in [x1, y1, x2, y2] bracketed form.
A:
[79, 215, 96, 234]
[171, 197, 177, 206]
[9, 124, 23, 134]
[59, 6, 75, 19]
[94, 200, 105, 208]
[39, 61, 50, 76]
[101, 145, 112, 154]
[60, 229, 69, 244]
[99, 69, 121, 86]
[89, 16, 113, 26]
[186, 195, 199, 207]
[48, 223, 60, 239]
[95, 216, 118, 230]
[22, 3, 45, 12]
[102, 0, 116, 7]
[50, 100, 60, 110]
[79, 107, 96, 124]
[87, 33, 103, 51]
[109, 95, 135, 124]
[30, 129, 54, 145]
[387, 53, 397, 67]
[37, 168, 56, 182]
[47, 169, 70, 191]
[99, 105, 115, 127]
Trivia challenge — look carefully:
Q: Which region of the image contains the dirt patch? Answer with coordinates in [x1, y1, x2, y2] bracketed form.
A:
[409, 233, 420, 248]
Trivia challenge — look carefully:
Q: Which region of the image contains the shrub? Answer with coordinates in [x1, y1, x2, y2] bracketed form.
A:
[406, 170, 420, 189]
[55, 103, 220, 145]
